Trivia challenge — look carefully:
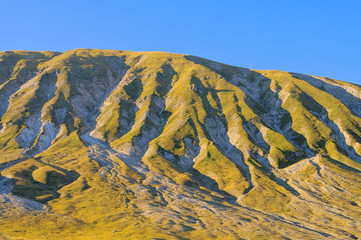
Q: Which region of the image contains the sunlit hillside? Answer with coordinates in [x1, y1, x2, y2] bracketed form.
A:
[0, 49, 360, 239]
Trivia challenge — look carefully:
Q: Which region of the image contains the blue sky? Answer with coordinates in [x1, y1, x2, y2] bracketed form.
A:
[1, 1, 360, 84]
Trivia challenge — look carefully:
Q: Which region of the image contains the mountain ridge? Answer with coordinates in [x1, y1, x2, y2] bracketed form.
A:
[0, 49, 360, 239]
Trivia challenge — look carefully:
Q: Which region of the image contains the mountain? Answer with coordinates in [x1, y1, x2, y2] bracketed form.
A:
[0, 49, 360, 239]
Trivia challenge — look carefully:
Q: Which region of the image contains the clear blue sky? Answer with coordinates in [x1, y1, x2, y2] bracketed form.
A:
[1, 1, 360, 84]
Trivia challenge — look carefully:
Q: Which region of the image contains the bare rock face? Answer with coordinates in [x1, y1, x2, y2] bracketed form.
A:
[0, 49, 361, 239]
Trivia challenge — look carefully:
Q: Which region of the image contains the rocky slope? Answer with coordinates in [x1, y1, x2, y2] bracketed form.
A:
[0, 49, 361, 239]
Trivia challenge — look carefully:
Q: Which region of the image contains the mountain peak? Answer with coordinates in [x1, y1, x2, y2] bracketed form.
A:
[0, 49, 360, 239]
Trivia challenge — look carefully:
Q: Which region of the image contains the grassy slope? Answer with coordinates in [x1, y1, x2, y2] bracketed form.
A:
[0, 49, 360, 239]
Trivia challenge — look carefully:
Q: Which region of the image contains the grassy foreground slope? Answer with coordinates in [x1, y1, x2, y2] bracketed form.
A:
[0, 49, 360, 239]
